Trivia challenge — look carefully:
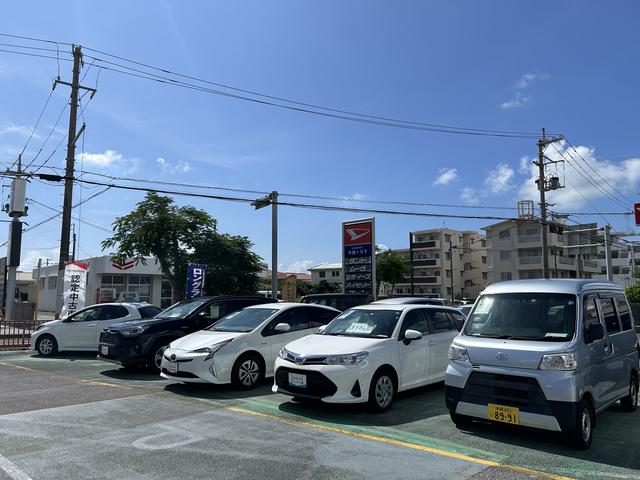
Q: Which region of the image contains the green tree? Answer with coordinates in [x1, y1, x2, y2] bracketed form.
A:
[625, 284, 640, 304]
[376, 248, 410, 293]
[101, 192, 262, 299]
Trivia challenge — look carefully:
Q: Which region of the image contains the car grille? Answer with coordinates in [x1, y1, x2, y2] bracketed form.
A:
[275, 367, 337, 398]
[100, 331, 120, 344]
[161, 368, 198, 378]
[281, 350, 328, 365]
[460, 372, 552, 416]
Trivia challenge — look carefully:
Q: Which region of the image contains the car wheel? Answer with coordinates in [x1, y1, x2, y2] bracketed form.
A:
[36, 335, 58, 356]
[148, 341, 169, 373]
[566, 398, 594, 449]
[231, 354, 264, 390]
[450, 410, 473, 428]
[367, 368, 396, 413]
[621, 374, 639, 412]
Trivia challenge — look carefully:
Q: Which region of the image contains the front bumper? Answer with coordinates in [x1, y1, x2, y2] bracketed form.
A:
[159, 347, 232, 384]
[445, 361, 578, 432]
[97, 332, 147, 366]
[272, 357, 373, 403]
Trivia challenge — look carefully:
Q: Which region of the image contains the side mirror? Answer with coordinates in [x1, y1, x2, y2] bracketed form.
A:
[404, 329, 423, 344]
[586, 323, 604, 343]
[317, 325, 327, 333]
[274, 323, 291, 333]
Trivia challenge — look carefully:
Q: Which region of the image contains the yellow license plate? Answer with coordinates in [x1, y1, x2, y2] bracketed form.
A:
[488, 404, 520, 425]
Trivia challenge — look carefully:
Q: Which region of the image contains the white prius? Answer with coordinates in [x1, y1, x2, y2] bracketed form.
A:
[160, 303, 339, 389]
[272, 304, 459, 412]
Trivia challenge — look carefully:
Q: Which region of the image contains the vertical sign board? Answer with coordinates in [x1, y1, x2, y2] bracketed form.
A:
[634, 203, 640, 226]
[186, 263, 206, 299]
[281, 274, 297, 302]
[342, 218, 376, 299]
[61, 262, 89, 318]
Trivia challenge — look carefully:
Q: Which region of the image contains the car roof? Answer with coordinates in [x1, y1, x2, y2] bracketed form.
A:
[90, 302, 155, 308]
[349, 304, 459, 312]
[372, 297, 444, 304]
[245, 302, 339, 312]
[481, 279, 623, 295]
[301, 293, 368, 298]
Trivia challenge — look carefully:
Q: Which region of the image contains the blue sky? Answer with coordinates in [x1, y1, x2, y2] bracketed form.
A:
[1, 1, 640, 273]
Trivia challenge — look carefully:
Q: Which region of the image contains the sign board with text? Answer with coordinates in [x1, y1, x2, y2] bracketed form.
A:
[186, 263, 206, 299]
[61, 262, 89, 318]
[342, 218, 376, 298]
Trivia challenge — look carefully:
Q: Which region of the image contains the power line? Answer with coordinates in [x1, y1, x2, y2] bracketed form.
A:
[0, 33, 72, 46]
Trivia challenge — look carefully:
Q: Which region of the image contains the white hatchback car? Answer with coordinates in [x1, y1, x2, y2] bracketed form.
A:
[30, 303, 161, 356]
[160, 303, 339, 389]
[272, 304, 459, 411]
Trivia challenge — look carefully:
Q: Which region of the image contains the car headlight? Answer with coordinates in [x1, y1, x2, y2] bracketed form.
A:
[539, 353, 577, 371]
[448, 344, 470, 364]
[323, 351, 368, 365]
[278, 347, 288, 360]
[193, 339, 233, 361]
[120, 326, 148, 336]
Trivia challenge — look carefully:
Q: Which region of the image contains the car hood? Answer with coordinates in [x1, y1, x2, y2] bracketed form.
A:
[170, 330, 243, 351]
[108, 317, 175, 331]
[40, 319, 61, 328]
[453, 335, 573, 370]
[284, 334, 384, 356]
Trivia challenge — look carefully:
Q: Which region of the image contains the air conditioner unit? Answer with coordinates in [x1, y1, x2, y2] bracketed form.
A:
[98, 288, 116, 303]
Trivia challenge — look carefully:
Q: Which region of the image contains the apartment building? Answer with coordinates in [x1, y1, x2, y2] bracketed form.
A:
[308, 263, 343, 285]
[392, 228, 488, 300]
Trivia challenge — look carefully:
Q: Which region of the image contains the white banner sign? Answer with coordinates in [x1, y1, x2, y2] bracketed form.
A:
[61, 262, 89, 318]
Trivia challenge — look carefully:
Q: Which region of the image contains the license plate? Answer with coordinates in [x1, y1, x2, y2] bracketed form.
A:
[167, 362, 178, 374]
[488, 404, 520, 425]
[288, 372, 307, 388]
[100, 346, 108, 356]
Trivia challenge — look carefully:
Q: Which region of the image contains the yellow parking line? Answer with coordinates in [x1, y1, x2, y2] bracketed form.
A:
[79, 380, 133, 390]
[0, 361, 37, 373]
[227, 406, 574, 480]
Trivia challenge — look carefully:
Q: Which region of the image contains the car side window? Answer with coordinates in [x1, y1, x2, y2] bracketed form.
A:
[426, 309, 453, 333]
[599, 297, 621, 334]
[447, 311, 466, 331]
[615, 295, 633, 331]
[263, 308, 309, 335]
[583, 295, 601, 342]
[69, 307, 99, 322]
[99, 305, 129, 320]
[308, 308, 337, 327]
[195, 303, 225, 322]
[399, 309, 429, 339]
[138, 306, 161, 319]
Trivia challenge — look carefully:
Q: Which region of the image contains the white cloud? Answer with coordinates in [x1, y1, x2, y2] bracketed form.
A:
[460, 186, 479, 205]
[78, 149, 139, 174]
[350, 193, 366, 201]
[286, 260, 315, 273]
[484, 163, 515, 194]
[518, 143, 640, 209]
[19, 248, 59, 272]
[156, 157, 192, 174]
[513, 72, 549, 89]
[519, 155, 531, 174]
[0, 122, 35, 138]
[500, 91, 530, 109]
[500, 72, 549, 109]
[433, 168, 458, 186]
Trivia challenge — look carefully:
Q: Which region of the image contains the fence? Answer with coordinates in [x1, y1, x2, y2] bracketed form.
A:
[0, 318, 47, 350]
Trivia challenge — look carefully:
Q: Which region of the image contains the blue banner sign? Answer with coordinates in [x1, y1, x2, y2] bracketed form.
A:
[186, 263, 206, 298]
[344, 244, 372, 258]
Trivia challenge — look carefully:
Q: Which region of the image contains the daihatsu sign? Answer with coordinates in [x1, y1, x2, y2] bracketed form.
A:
[342, 218, 376, 298]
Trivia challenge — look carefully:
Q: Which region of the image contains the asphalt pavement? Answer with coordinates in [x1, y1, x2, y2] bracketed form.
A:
[0, 351, 638, 480]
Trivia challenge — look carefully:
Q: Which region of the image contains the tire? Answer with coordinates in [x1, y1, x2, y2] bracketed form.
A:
[36, 335, 58, 356]
[367, 368, 396, 413]
[148, 341, 170, 373]
[231, 353, 264, 390]
[450, 410, 473, 428]
[566, 398, 594, 450]
[620, 374, 639, 412]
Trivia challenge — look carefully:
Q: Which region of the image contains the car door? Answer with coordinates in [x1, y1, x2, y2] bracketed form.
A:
[262, 307, 311, 366]
[59, 306, 102, 349]
[94, 305, 133, 347]
[424, 309, 458, 381]
[597, 295, 628, 402]
[583, 294, 609, 408]
[396, 308, 430, 389]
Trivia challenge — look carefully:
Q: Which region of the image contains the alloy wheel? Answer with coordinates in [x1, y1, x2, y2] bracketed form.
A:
[39, 337, 53, 355]
[581, 407, 591, 443]
[238, 359, 260, 386]
[632, 380, 638, 408]
[154, 346, 167, 370]
[375, 375, 393, 409]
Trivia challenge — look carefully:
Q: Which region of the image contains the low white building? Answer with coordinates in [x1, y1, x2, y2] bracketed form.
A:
[33, 255, 174, 312]
[308, 263, 343, 285]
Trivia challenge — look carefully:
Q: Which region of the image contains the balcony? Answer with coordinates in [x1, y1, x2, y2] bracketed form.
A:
[583, 260, 599, 271]
[405, 276, 440, 284]
[518, 256, 542, 265]
[411, 240, 440, 250]
[557, 257, 575, 266]
[411, 259, 440, 267]
[518, 234, 541, 244]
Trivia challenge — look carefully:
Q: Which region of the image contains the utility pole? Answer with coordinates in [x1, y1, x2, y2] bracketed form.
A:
[449, 242, 455, 303]
[409, 231, 414, 295]
[34, 258, 42, 321]
[71, 223, 76, 262]
[630, 244, 636, 286]
[604, 224, 613, 281]
[534, 128, 564, 279]
[54, 45, 96, 316]
[252, 191, 278, 300]
[5, 154, 27, 322]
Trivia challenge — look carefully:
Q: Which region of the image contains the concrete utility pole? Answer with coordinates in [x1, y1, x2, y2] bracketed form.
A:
[409, 231, 414, 295]
[5, 155, 27, 322]
[34, 258, 42, 321]
[604, 224, 613, 281]
[630, 244, 636, 285]
[449, 242, 455, 303]
[534, 129, 564, 279]
[54, 45, 96, 316]
[252, 191, 279, 300]
[71, 223, 76, 262]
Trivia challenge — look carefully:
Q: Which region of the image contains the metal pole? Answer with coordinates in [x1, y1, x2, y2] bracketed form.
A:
[537, 130, 549, 279]
[409, 231, 414, 296]
[5, 217, 19, 321]
[449, 242, 454, 303]
[34, 258, 42, 321]
[55, 45, 82, 317]
[631, 244, 636, 285]
[271, 191, 278, 300]
[604, 225, 613, 281]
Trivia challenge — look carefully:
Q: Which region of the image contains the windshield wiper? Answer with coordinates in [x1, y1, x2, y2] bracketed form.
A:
[465, 333, 509, 339]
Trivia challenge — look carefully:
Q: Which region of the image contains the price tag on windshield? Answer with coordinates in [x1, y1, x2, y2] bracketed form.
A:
[345, 323, 374, 334]
[474, 297, 493, 315]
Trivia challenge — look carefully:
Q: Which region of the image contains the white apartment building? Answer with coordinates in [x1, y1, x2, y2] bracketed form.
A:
[392, 228, 488, 300]
[308, 263, 343, 285]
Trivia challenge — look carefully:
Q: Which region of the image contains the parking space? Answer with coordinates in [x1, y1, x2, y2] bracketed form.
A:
[0, 352, 639, 479]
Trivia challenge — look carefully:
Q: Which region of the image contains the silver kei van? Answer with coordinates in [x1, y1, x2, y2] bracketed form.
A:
[445, 280, 639, 449]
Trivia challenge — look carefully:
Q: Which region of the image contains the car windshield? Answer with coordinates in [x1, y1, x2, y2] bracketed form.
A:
[209, 308, 279, 332]
[463, 293, 577, 341]
[322, 309, 401, 338]
[156, 298, 211, 319]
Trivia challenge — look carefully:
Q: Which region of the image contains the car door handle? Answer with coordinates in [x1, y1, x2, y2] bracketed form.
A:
[86, 324, 96, 327]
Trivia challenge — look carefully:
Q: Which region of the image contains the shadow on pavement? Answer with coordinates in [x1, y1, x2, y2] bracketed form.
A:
[163, 379, 275, 400]
[100, 367, 166, 382]
[29, 352, 99, 362]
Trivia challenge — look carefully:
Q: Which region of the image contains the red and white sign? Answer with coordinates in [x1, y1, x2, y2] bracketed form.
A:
[634, 203, 640, 226]
[343, 222, 373, 246]
[61, 262, 89, 318]
[112, 260, 135, 271]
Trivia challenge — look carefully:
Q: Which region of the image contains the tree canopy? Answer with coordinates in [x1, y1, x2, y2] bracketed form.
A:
[101, 192, 262, 299]
[376, 248, 410, 291]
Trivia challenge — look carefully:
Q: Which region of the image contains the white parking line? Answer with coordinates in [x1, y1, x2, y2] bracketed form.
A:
[0, 454, 32, 480]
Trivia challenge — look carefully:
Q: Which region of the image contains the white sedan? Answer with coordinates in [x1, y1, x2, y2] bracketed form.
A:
[160, 303, 339, 389]
[272, 304, 459, 412]
[30, 303, 161, 356]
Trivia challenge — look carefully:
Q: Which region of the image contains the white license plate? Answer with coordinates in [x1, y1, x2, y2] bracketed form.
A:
[167, 362, 178, 374]
[288, 372, 307, 388]
[100, 345, 108, 356]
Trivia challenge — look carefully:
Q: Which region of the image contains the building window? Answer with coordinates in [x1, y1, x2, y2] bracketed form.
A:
[499, 250, 511, 260]
[482, 272, 488, 280]
[47, 276, 57, 290]
[101, 275, 126, 299]
[481, 239, 486, 247]
[444, 234, 451, 243]
[39, 277, 45, 289]
[500, 272, 513, 281]
[481, 256, 487, 264]
[161, 279, 173, 309]
[331, 270, 340, 277]
[446, 270, 451, 278]
[499, 230, 511, 239]
[127, 275, 152, 303]
[319, 271, 326, 278]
